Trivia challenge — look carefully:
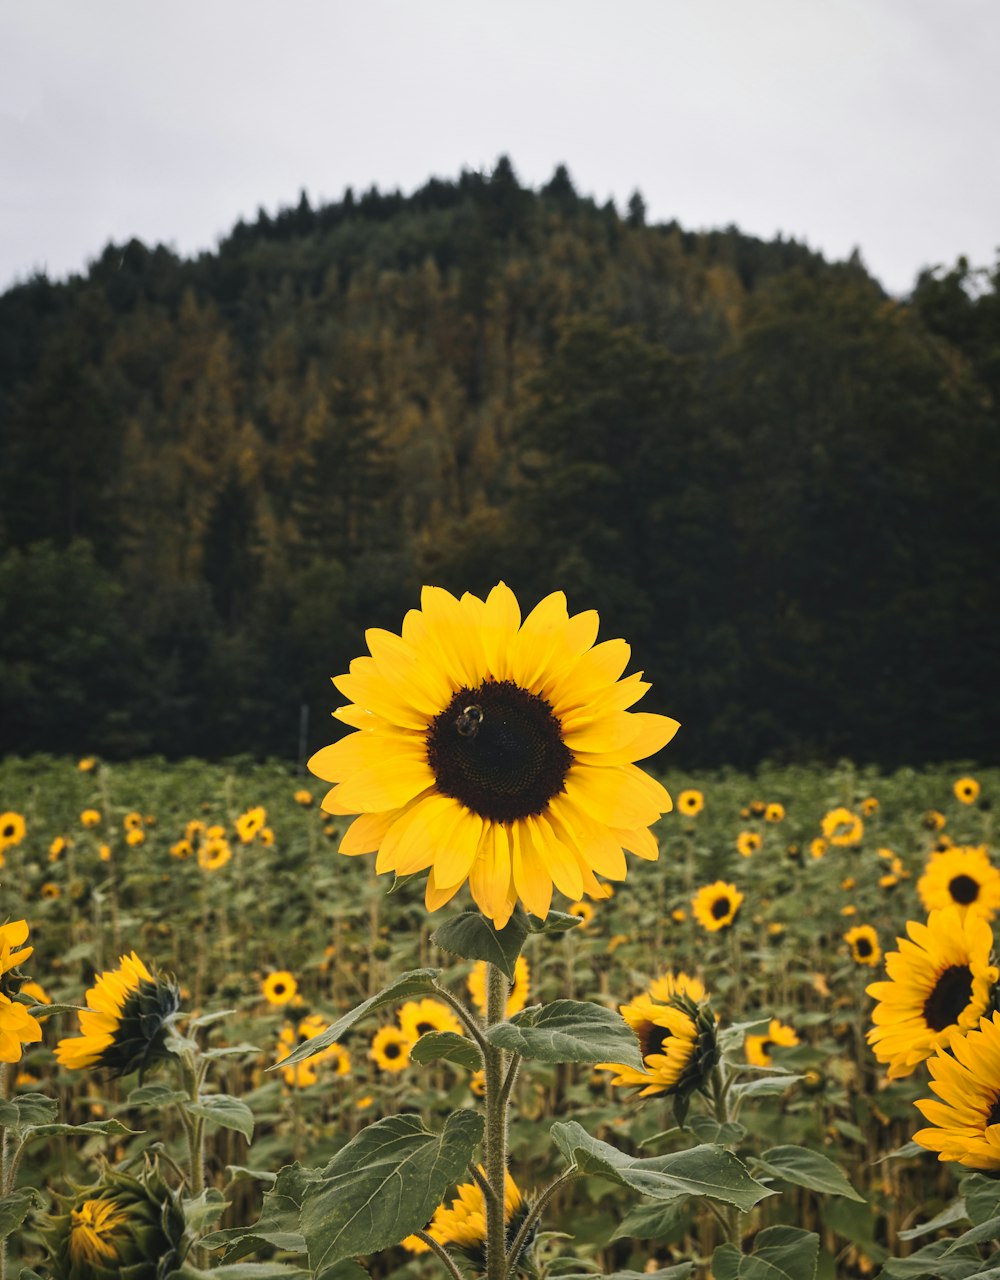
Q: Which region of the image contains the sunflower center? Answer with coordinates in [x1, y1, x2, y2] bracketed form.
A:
[416, 1021, 435, 1036]
[2, 824, 14, 838]
[855, 937, 873, 957]
[949, 875, 981, 905]
[711, 896, 731, 920]
[639, 1022, 672, 1059]
[923, 965, 974, 1031]
[384, 1041, 401, 1059]
[760, 1040, 774, 1058]
[426, 681, 573, 823]
[987, 1097, 1000, 1128]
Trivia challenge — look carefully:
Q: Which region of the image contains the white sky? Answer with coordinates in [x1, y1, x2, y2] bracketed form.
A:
[1, 0, 998, 296]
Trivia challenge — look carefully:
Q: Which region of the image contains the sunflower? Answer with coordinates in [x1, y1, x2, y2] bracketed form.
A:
[749, 800, 766, 817]
[736, 831, 761, 858]
[915, 1011, 1000, 1169]
[258, 827, 275, 846]
[124, 812, 143, 832]
[371, 1025, 412, 1072]
[809, 838, 828, 860]
[0, 993, 43, 1064]
[0, 919, 33, 987]
[861, 796, 879, 817]
[0, 812, 26, 853]
[98, 844, 112, 862]
[398, 998, 463, 1042]
[867, 906, 998, 1079]
[295, 789, 315, 807]
[648, 970, 707, 1004]
[78, 757, 97, 772]
[308, 583, 678, 926]
[932, 834, 955, 854]
[469, 1069, 486, 1097]
[764, 803, 785, 823]
[918, 846, 1000, 920]
[677, 789, 704, 817]
[923, 810, 947, 832]
[670, 907, 687, 923]
[235, 806, 267, 844]
[170, 839, 193, 860]
[198, 838, 231, 871]
[55, 952, 181, 1075]
[276, 1014, 351, 1087]
[822, 808, 863, 847]
[692, 881, 743, 932]
[185, 820, 206, 845]
[745, 1019, 799, 1067]
[468, 955, 530, 1017]
[597, 992, 717, 1099]
[844, 925, 881, 967]
[567, 900, 594, 926]
[40, 882, 61, 900]
[80, 809, 101, 828]
[205, 824, 226, 841]
[125, 828, 145, 847]
[427, 1170, 527, 1267]
[954, 777, 981, 806]
[262, 971, 298, 1006]
[49, 836, 68, 860]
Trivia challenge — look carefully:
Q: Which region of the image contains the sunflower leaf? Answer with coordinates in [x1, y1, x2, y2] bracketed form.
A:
[550, 1121, 773, 1210]
[165, 1264, 315, 1279]
[203, 1162, 321, 1262]
[186, 1094, 255, 1142]
[21, 1119, 141, 1141]
[961, 1173, 1000, 1225]
[409, 1030, 483, 1071]
[730, 1075, 803, 1100]
[611, 1198, 693, 1241]
[557, 1269, 695, 1280]
[300, 1110, 485, 1272]
[753, 1145, 865, 1203]
[528, 910, 584, 934]
[431, 909, 528, 980]
[271, 969, 441, 1069]
[487, 1000, 643, 1068]
[0, 1187, 42, 1240]
[0, 1093, 57, 1130]
[128, 1083, 189, 1108]
[712, 1226, 819, 1279]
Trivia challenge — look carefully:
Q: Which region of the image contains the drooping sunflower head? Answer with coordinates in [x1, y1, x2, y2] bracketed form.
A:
[468, 955, 531, 1018]
[915, 1010, 1000, 1170]
[428, 1170, 530, 1270]
[677, 789, 704, 817]
[692, 881, 743, 932]
[262, 970, 298, 1006]
[55, 952, 181, 1077]
[309, 584, 679, 926]
[41, 1161, 188, 1279]
[867, 906, 999, 1079]
[917, 846, 1000, 921]
[822, 807, 864, 847]
[745, 1018, 800, 1067]
[398, 997, 464, 1042]
[954, 777, 981, 806]
[844, 925, 881, 967]
[736, 831, 761, 858]
[598, 991, 718, 1112]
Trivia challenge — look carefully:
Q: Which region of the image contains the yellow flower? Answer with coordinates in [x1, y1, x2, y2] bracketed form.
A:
[670, 907, 687, 923]
[123, 812, 143, 832]
[49, 836, 68, 860]
[262, 971, 298, 1006]
[822, 808, 863, 847]
[749, 800, 766, 817]
[235, 806, 267, 844]
[467, 956, 530, 1017]
[809, 837, 828, 860]
[98, 844, 112, 862]
[198, 838, 231, 871]
[309, 583, 678, 925]
[648, 970, 706, 1004]
[915, 1011, 1000, 1169]
[0, 812, 26, 852]
[170, 839, 193, 860]
[867, 906, 998, 1079]
[55, 952, 180, 1075]
[841, 905, 857, 916]
[861, 796, 879, 817]
[125, 828, 145, 847]
[764, 803, 784, 823]
[469, 1069, 486, 1097]
[767, 922, 785, 936]
[954, 777, 981, 806]
[370, 1025, 412, 1072]
[427, 1170, 522, 1257]
[736, 831, 761, 858]
[918, 846, 1000, 920]
[844, 925, 881, 967]
[78, 757, 97, 772]
[258, 827, 275, 846]
[567, 900, 594, 926]
[745, 1019, 799, 1067]
[398, 998, 463, 1042]
[677, 789, 704, 817]
[0, 991, 42, 1064]
[40, 882, 61, 900]
[598, 994, 703, 1097]
[294, 789, 315, 807]
[80, 809, 101, 828]
[276, 1014, 350, 1087]
[841, 876, 856, 891]
[0, 920, 33, 982]
[205, 824, 226, 841]
[923, 810, 947, 832]
[692, 881, 743, 932]
[20, 979, 51, 1010]
[185, 820, 206, 844]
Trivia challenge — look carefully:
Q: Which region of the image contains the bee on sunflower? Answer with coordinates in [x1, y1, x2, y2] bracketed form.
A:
[308, 584, 678, 926]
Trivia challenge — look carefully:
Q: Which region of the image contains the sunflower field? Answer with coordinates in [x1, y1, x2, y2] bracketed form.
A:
[0, 732, 993, 1280]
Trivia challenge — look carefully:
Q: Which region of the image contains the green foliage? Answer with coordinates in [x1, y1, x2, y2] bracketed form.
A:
[432, 908, 529, 979]
[486, 1000, 643, 1069]
[713, 1225, 820, 1279]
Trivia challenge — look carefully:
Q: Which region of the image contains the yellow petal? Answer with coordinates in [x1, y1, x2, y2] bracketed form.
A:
[512, 821, 553, 919]
[482, 582, 521, 680]
[433, 808, 485, 889]
[339, 810, 397, 856]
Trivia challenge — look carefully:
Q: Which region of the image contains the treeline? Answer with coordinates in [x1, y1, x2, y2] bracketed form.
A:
[0, 159, 997, 767]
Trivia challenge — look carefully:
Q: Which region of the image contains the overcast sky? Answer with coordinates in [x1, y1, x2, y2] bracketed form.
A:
[2, 0, 998, 296]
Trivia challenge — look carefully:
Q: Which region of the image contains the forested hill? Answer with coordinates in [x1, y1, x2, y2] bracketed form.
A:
[0, 161, 997, 767]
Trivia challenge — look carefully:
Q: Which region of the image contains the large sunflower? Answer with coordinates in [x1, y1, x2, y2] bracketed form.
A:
[420, 1170, 528, 1268]
[309, 584, 678, 925]
[867, 907, 998, 1079]
[917, 845, 1000, 920]
[55, 952, 181, 1076]
[598, 991, 717, 1101]
[914, 1011, 1000, 1170]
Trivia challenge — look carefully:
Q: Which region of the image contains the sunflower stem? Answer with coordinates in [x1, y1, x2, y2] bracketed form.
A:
[431, 982, 490, 1057]
[0, 1062, 9, 1280]
[709, 1063, 741, 1247]
[504, 1168, 581, 1280]
[416, 1230, 467, 1280]
[484, 961, 510, 1280]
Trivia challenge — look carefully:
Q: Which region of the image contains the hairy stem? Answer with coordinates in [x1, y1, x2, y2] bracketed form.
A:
[484, 962, 510, 1280]
[416, 1230, 467, 1280]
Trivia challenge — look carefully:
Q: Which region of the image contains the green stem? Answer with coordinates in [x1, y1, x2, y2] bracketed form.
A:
[0, 1063, 11, 1279]
[416, 1230, 467, 1280]
[504, 1168, 580, 1278]
[484, 962, 509, 1280]
[710, 1065, 740, 1248]
[180, 1054, 206, 1198]
[431, 983, 490, 1056]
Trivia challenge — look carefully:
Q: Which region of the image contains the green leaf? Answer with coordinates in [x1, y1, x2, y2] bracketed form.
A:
[557, 1269, 694, 1280]
[878, 1239, 983, 1278]
[713, 1226, 819, 1279]
[23, 1119, 140, 1140]
[718, 1018, 772, 1058]
[487, 1000, 643, 1069]
[686, 1116, 746, 1145]
[943, 1216, 1000, 1254]
[528, 910, 583, 934]
[187, 1008, 237, 1030]
[898, 1200, 969, 1241]
[409, 1030, 482, 1071]
[0, 1093, 57, 1129]
[187, 1094, 255, 1142]
[183, 1188, 229, 1233]
[0, 1188, 42, 1240]
[730, 1075, 803, 1100]
[612, 1198, 692, 1241]
[550, 1121, 773, 1211]
[128, 1083, 188, 1108]
[202, 1042, 262, 1060]
[166, 1265, 314, 1280]
[962, 1174, 1000, 1226]
[273, 968, 441, 1069]
[754, 1145, 865, 1203]
[431, 909, 528, 980]
[203, 1163, 321, 1262]
[874, 1140, 925, 1164]
[301, 1110, 484, 1273]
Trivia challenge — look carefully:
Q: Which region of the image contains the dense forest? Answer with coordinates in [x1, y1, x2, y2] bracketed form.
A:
[0, 159, 997, 767]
